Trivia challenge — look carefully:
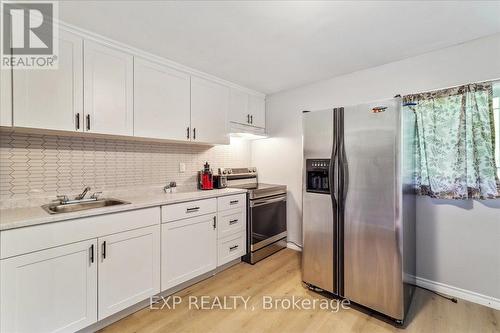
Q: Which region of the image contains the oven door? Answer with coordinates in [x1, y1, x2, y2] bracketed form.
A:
[249, 194, 287, 252]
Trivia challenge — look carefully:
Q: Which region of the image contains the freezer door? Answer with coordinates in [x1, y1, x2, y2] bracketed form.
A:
[342, 99, 404, 319]
[302, 109, 336, 293]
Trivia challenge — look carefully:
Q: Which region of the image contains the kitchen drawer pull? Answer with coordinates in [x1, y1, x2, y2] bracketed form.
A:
[229, 219, 238, 225]
[186, 207, 200, 212]
[230, 200, 239, 205]
[229, 245, 239, 251]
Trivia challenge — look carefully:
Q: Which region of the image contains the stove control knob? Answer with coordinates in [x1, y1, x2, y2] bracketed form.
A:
[228, 170, 232, 174]
[222, 170, 227, 174]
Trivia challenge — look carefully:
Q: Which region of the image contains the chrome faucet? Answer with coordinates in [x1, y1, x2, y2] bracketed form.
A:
[164, 181, 177, 193]
[75, 186, 91, 200]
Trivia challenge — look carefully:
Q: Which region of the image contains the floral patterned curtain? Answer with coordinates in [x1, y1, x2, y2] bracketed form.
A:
[403, 82, 499, 199]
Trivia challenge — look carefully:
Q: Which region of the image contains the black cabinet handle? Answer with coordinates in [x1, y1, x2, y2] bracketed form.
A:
[229, 245, 239, 251]
[186, 207, 200, 213]
[86, 114, 91, 131]
[247, 114, 250, 123]
[230, 200, 239, 205]
[193, 128, 196, 140]
[213, 216, 216, 229]
[250, 115, 253, 124]
[76, 113, 80, 130]
[90, 244, 94, 263]
[102, 241, 106, 259]
[187, 127, 190, 139]
[229, 219, 238, 225]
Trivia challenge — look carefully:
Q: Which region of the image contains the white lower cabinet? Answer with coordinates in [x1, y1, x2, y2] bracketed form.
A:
[161, 214, 217, 290]
[0, 239, 98, 333]
[97, 225, 160, 320]
[216, 194, 247, 267]
[0, 195, 247, 332]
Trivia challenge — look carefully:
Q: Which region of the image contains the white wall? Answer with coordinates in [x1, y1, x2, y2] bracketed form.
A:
[253, 33, 500, 301]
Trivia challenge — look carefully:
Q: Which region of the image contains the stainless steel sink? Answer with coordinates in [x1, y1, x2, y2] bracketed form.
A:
[42, 198, 130, 214]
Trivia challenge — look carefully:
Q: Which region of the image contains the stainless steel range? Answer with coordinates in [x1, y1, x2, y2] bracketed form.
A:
[220, 167, 287, 264]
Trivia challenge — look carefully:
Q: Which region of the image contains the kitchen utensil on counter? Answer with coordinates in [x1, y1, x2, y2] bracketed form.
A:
[198, 162, 214, 190]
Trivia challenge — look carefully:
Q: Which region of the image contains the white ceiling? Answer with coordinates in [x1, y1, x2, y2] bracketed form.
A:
[59, 1, 500, 94]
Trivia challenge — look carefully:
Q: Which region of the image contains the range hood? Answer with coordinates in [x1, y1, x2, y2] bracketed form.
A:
[228, 121, 267, 139]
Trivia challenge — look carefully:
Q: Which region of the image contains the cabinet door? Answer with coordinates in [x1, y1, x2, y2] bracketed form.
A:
[84, 40, 133, 136]
[248, 94, 266, 128]
[134, 58, 191, 141]
[0, 66, 12, 126]
[229, 87, 249, 125]
[98, 225, 160, 320]
[161, 214, 217, 290]
[190, 76, 229, 144]
[0, 239, 97, 333]
[12, 30, 83, 131]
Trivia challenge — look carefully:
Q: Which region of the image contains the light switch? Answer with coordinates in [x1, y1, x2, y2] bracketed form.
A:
[179, 162, 186, 173]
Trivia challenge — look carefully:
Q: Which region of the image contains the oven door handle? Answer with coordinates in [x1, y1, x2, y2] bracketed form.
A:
[250, 195, 286, 207]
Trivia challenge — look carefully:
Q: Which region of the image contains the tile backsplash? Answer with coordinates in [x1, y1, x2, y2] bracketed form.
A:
[0, 130, 251, 208]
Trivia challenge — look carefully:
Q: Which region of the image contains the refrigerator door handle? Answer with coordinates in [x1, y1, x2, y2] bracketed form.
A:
[331, 108, 339, 206]
[338, 107, 348, 203]
[340, 140, 349, 201]
[332, 145, 338, 204]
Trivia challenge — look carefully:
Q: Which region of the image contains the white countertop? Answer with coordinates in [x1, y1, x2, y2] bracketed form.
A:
[0, 188, 246, 231]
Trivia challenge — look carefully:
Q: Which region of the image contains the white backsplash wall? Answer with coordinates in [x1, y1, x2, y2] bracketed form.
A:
[0, 130, 251, 208]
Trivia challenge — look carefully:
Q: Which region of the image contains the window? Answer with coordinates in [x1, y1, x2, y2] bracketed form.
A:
[405, 82, 499, 199]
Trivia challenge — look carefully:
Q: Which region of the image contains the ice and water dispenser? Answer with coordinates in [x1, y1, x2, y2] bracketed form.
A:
[306, 159, 330, 194]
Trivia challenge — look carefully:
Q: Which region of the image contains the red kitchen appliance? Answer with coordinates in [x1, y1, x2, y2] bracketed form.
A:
[198, 162, 214, 190]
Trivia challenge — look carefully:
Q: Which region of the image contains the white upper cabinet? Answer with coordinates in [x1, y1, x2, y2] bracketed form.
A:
[0, 67, 12, 126]
[84, 40, 133, 136]
[248, 94, 266, 128]
[12, 30, 83, 131]
[134, 58, 191, 141]
[191, 76, 230, 144]
[0, 239, 97, 333]
[229, 87, 249, 125]
[3, 25, 263, 142]
[228, 87, 266, 129]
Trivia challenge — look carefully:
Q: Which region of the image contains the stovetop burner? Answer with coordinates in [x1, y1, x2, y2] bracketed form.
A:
[221, 167, 286, 200]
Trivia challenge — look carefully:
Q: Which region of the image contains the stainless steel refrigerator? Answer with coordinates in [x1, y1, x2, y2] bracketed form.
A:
[302, 98, 416, 324]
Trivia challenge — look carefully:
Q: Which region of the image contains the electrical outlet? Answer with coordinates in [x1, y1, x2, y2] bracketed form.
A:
[179, 162, 186, 173]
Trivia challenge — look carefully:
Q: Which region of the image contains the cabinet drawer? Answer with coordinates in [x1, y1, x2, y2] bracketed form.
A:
[217, 194, 246, 212]
[161, 198, 216, 223]
[217, 233, 246, 266]
[218, 208, 245, 239]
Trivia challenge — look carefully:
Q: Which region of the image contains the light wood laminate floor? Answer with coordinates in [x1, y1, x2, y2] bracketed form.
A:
[100, 249, 499, 333]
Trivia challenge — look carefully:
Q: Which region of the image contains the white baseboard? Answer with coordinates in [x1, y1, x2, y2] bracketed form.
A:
[287, 242, 302, 252]
[283, 244, 499, 310]
[414, 276, 500, 310]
